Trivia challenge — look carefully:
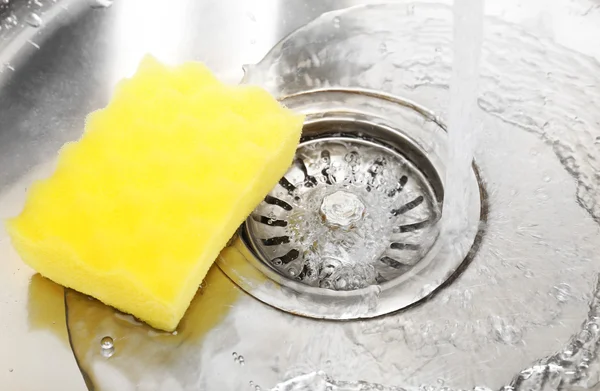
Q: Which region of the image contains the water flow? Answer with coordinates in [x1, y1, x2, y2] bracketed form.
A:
[271, 275, 600, 391]
[442, 0, 483, 244]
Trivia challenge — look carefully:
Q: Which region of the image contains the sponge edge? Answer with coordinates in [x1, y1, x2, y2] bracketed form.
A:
[6, 55, 304, 331]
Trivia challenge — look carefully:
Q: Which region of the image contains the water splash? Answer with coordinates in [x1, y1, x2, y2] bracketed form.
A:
[271, 276, 600, 391]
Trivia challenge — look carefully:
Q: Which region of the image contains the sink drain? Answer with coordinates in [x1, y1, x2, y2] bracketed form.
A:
[217, 88, 483, 319]
[247, 137, 440, 291]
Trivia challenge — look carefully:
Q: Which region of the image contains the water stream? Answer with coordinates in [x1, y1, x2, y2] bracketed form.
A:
[443, 0, 482, 242]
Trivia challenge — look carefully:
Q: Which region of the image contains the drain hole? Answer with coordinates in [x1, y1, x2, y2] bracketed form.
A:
[295, 157, 318, 187]
[272, 249, 300, 265]
[264, 195, 293, 211]
[390, 242, 420, 251]
[261, 236, 291, 246]
[278, 177, 297, 195]
[391, 195, 425, 216]
[396, 220, 430, 233]
[387, 175, 408, 197]
[380, 256, 408, 269]
[253, 215, 288, 227]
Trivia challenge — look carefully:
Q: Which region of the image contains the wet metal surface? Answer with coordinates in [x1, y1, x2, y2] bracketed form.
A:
[2, 0, 600, 390]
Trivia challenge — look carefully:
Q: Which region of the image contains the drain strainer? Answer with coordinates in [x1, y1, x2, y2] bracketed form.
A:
[217, 88, 483, 319]
[247, 137, 440, 290]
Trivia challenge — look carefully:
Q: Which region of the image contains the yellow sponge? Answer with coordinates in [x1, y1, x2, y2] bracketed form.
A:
[6, 55, 303, 331]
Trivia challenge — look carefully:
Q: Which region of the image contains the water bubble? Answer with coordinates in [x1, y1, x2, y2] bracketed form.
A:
[250, 38, 256, 45]
[254, 386, 261, 391]
[25, 12, 42, 27]
[288, 268, 297, 277]
[379, 42, 388, 54]
[1, 0, 9, 4]
[100, 336, 114, 358]
[232, 352, 238, 359]
[595, 136, 600, 144]
[246, 12, 256, 22]
[91, 0, 113, 8]
[238, 355, 245, 366]
[8, 368, 13, 372]
[332, 17, 340, 28]
[543, 175, 551, 182]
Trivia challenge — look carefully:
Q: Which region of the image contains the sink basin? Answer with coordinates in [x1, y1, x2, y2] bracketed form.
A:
[2, 1, 600, 390]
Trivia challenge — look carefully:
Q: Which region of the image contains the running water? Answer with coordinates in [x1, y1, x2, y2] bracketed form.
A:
[442, 0, 483, 243]
[269, 275, 600, 391]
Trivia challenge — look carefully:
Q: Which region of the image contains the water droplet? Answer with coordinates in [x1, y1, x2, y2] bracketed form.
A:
[100, 336, 114, 358]
[595, 136, 600, 144]
[288, 268, 297, 277]
[543, 175, 551, 182]
[332, 17, 340, 28]
[232, 351, 238, 359]
[25, 12, 42, 27]
[250, 38, 256, 45]
[1, 0, 10, 4]
[172, 331, 178, 335]
[238, 355, 245, 365]
[249, 381, 254, 387]
[524, 270, 534, 278]
[91, 0, 113, 8]
[254, 386, 261, 391]
[246, 12, 256, 22]
[8, 368, 13, 373]
[379, 42, 388, 54]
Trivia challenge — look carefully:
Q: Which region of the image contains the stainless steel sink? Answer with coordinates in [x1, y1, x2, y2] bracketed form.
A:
[2, 1, 600, 390]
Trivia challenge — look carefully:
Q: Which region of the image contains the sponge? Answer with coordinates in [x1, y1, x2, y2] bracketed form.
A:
[6, 55, 303, 331]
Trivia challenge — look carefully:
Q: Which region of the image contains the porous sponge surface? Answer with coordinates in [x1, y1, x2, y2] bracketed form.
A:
[6, 55, 303, 331]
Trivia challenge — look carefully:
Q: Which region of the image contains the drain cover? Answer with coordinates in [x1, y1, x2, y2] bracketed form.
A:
[247, 137, 440, 291]
[217, 88, 483, 319]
